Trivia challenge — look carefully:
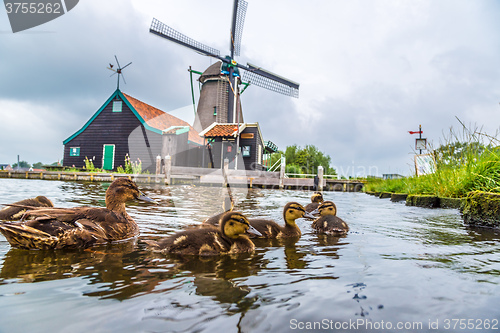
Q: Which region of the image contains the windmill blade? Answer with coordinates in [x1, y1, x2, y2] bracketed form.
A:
[121, 62, 132, 70]
[121, 73, 127, 85]
[230, 0, 248, 57]
[150, 18, 221, 58]
[241, 63, 300, 98]
[115, 55, 121, 69]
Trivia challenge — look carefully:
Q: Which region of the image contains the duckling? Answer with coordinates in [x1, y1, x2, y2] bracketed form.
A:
[0, 178, 157, 250]
[249, 202, 315, 238]
[311, 201, 349, 236]
[0, 196, 54, 220]
[304, 192, 324, 215]
[146, 211, 262, 255]
[203, 195, 234, 226]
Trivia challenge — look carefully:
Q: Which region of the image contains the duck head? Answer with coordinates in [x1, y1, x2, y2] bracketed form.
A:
[220, 212, 262, 239]
[314, 201, 337, 216]
[283, 202, 315, 225]
[311, 192, 324, 203]
[105, 178, 157, 212]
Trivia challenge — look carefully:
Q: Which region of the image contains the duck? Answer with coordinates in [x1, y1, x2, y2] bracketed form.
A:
[311, 201, 349, 236]
[145, 211, 262, 255]
[248, 202, 315, 238]
[0, 196, 54, 220]
[202, 195, 234, 226]
[0, 178, 157, 250]
[304, 192, 325, 215]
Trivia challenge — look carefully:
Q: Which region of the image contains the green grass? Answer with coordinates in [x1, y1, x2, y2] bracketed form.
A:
[366, 127, 500, 198]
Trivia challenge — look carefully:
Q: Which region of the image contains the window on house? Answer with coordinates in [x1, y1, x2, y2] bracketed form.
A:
[258, 144, 262, 164]
[70, 147, 80, 157]
[113, 100, 123, 112]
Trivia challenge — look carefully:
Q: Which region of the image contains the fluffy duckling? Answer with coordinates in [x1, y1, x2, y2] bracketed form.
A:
[304, 192, 324, 214]
[0, 196, 54, 220]
[0, 178, 157, 250]
[249, 202, 315, 238]
[202, 195, 234, 225]
[311, 201, 349, 236]
[146, 211, 262, 255]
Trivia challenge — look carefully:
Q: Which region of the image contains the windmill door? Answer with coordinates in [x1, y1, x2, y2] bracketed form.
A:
[102, 144, 115, 170]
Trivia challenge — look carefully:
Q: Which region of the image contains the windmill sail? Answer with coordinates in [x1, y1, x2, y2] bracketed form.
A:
[150, 18, 221, 58]
[241, 63, 299, 98]
[230, 0, 248, 57]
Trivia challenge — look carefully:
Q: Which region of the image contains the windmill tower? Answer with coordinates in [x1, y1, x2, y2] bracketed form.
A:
[149, 0, 299, 132]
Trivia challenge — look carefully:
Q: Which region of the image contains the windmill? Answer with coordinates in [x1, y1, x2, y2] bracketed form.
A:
[149, 0, 299, 132]
[107, 56, 132, 90]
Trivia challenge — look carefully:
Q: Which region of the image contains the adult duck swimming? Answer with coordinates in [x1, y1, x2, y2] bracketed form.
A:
[0, 178, 157, 250]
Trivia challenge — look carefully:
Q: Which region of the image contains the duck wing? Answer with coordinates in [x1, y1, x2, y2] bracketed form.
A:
[248, 219, 283, 238]
[0, 207, 137, 249]
[304, 202, 320, 213]
[151, 227, 231, 256]
[0, 196, 53, 220]
[312, 216, 349, 235]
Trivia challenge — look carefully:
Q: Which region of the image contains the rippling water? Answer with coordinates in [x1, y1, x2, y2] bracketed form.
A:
[0, 178, 499, 332]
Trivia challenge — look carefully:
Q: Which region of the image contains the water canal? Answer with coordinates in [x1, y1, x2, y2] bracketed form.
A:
[0, 178, 499, 332]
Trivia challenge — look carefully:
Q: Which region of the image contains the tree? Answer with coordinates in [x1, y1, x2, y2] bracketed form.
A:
[12, 161, 31, 169]
[269, 144, 336, 175]
[32, 162, 44, 169]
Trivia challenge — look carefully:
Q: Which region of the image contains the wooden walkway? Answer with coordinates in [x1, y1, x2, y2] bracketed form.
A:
[0, 168, 365, 192]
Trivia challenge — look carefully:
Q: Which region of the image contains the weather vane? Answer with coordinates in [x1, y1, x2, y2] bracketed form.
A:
[107, 55, 132, 90]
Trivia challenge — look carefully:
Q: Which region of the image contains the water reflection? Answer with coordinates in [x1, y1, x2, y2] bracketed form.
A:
[1, 180, 500, 332]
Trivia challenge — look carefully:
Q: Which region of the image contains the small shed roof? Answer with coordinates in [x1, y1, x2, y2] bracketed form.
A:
[199, 123, 247, 137]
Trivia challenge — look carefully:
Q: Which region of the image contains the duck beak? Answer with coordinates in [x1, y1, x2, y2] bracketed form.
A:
[246, 225, 262, 237]
[303, 211, 316, 219]
[309, 208, 320, 216]
[138, 191, 158, 204]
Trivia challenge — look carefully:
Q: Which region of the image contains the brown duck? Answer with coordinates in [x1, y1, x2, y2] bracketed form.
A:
[248, 202, 315, 238]
[304, 192, 325, 215]
[146, 211, 262, 255]
[0, 178, 157, 250]
[311, 201, 348, 236]
[0, 196, 54, 220]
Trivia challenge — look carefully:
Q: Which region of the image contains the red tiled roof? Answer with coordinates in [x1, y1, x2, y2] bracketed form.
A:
[122, 93, 204, 145]
[203, 124, 239, 137]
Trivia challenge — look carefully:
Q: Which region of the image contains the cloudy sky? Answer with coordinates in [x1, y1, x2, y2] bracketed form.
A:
[1, 0, 499, 176]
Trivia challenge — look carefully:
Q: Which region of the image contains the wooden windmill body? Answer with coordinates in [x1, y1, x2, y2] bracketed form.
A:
[195, 61, 243, 132]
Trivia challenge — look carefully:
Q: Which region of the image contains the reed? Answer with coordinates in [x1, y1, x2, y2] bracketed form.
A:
[366, 124, 500, 198]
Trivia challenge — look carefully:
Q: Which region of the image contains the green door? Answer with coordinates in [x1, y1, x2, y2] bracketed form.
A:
[102, 144, 115, 170]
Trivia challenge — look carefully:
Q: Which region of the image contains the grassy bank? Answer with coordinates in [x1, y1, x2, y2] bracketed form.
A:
[366, 129, 500, 198]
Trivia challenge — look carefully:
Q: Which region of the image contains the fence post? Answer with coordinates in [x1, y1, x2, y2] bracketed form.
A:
[279, 156, 286, 189]
[223, 158, 229, 188]
[155, 155, 161, 182]
[317, 166, 324, 192]
[164, 155, 171, 185]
